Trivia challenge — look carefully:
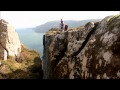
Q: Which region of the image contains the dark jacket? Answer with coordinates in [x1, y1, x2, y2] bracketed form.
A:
[64, 25, 68, 31]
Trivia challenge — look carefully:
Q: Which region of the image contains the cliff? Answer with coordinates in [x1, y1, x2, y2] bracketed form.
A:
[43, 14, 120, 79]
[0, 19, 42, 79]
[0, 19, 21, 60]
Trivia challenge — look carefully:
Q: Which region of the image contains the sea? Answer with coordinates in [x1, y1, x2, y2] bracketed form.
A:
[16, 28, 45, 59]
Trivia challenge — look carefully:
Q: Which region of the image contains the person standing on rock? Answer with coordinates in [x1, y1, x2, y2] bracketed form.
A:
[64, 24, 68, 31]
[60, 19, 64, 32]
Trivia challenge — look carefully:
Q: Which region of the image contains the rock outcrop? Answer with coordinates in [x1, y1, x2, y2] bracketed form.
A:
[0, 19, 21, 60]
[43, 14, 120, 79]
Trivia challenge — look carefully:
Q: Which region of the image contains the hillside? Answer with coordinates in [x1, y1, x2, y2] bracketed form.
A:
[33, 19, 101, 33]
[0, 45, 43, 79]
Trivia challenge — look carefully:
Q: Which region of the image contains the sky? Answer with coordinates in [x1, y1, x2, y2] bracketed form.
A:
[1, 11, 119, 28]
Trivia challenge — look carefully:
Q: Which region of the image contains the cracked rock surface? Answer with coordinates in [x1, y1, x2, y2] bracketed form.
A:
[43, 14, 120, 79]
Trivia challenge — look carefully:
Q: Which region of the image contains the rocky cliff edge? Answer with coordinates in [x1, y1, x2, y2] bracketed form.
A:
[43, 14, 120, 79]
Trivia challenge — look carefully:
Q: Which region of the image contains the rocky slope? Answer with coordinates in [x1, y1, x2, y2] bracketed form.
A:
[43, 14, 120, 79]
[0, 19, 21, 60]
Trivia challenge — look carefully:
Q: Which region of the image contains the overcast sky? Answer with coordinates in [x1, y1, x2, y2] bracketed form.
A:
[1, 11, 119, 28]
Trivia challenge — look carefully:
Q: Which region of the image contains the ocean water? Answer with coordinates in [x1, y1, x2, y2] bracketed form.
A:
[16, 28, 45, 58]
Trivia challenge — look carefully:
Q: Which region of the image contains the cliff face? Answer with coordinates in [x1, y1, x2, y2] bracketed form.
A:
[43, 14, 120, 79]
[0, 19, 21, 60]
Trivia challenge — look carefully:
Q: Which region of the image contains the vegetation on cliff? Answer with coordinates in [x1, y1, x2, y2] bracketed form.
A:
[0, 44, 43, 79]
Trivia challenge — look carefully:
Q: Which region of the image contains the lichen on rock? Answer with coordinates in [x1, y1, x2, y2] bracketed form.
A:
[43, 14, 120, 79]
